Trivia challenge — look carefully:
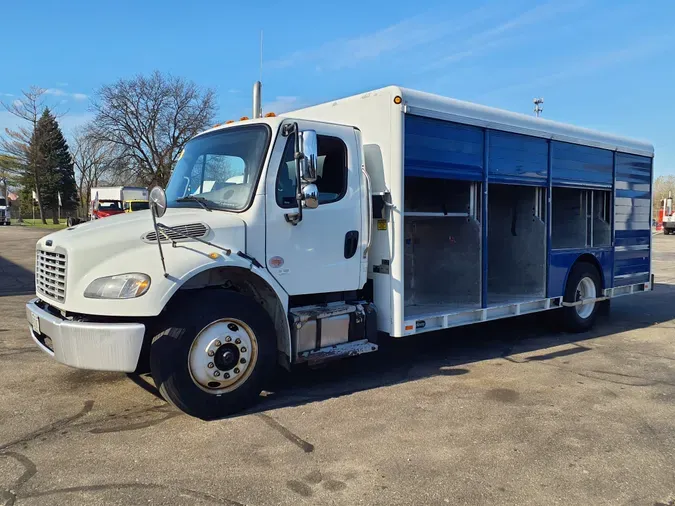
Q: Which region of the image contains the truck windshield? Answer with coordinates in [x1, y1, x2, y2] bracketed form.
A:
[166, 125, 270, 212]
[0, 198, 6, 206]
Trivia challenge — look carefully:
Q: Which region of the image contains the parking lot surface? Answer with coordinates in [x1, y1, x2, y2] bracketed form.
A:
[1, 225, 674, 505]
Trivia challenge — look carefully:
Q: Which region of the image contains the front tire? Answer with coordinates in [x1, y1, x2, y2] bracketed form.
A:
[561, 262, 602, 333]
[150, 290, 277, 419]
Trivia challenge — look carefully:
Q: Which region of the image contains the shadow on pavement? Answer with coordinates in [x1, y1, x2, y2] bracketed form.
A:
[0, 255, 35, 297]
[235, 282, 675, 417]
[124, 282, 675, 419]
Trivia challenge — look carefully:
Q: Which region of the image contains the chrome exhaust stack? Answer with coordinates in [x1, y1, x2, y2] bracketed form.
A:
[253, 81, 262, 119]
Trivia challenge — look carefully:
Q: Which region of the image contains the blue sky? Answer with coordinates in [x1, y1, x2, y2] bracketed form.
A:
[1, 0, 674, 174]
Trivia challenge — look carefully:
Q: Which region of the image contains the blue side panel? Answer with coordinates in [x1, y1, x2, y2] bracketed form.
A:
[614, 229, 650, 248]
[548, 249, 613, 297]
[614, 250, 650, 282]
[404, 115, 483, 181]
[614, 153, 652, 286]
[551, 141, 613, 188]
[488, 130, 547, 186]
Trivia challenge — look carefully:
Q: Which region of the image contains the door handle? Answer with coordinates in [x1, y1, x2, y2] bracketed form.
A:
[344, 230, 359, 259]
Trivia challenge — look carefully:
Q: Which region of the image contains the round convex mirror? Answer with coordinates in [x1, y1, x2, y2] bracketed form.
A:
[149, 186, 167, 218]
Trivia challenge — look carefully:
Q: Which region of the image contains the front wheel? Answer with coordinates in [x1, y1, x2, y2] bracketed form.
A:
[561, 262, 602, 333]
[150, 290, 277, 419]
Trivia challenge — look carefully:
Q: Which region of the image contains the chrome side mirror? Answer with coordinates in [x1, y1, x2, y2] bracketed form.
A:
[302, 183, 319, 209]
[149, 186, 167, 218]
[299, 130, 318, 182]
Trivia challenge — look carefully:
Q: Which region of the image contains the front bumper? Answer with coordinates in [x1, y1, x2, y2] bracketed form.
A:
[26, 298, 145, 372]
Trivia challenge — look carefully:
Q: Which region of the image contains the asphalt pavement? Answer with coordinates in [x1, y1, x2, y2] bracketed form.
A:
[1, 225, 674, 505]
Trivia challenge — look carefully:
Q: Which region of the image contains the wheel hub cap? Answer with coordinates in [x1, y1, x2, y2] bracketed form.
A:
[214, 343, 240, 371]
[575, 277, 596, 319]
[188, 319, 258, 394]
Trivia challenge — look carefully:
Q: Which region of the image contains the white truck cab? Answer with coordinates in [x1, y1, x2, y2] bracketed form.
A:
[27, 85, 654, 419]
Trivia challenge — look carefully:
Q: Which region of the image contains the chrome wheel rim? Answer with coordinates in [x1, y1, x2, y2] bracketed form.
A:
[575, 277, 596, 319]
[188, 319, 258, 394]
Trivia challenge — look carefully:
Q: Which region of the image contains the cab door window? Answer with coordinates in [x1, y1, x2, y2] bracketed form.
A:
[276, 134, 348, 208]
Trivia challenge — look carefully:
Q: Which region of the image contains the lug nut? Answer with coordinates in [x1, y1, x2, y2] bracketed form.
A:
[225, 336, 232, 342]
[240, 347, 247, 353]
[224, 373, 230, 379]
[233, 368, 240, 374]
[235, 338, 241, 345]
[214, 340, 222, 347]
[214, 371, 221, 377]
[240, 358, 246, 364]
[207, 350, 215, 357]
[207, 362, 214, 369]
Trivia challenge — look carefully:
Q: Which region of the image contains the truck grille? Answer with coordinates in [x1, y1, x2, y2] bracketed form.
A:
[36, 249, 67, 302]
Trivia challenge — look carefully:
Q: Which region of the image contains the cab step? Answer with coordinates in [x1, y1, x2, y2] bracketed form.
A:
[289, 301, 378, 364]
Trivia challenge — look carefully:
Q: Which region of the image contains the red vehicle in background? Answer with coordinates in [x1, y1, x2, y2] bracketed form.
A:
[89, 187, 148, 220]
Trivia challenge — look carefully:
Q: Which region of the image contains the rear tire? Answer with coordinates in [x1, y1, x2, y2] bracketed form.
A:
[561, 262, 602, 333]
[150, 290, 277, 419]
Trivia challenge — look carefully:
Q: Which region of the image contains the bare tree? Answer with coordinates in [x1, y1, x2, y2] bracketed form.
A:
[72, 126, 124, 216]
[0, 86, 49, 222]
[91, 71, 217, 187]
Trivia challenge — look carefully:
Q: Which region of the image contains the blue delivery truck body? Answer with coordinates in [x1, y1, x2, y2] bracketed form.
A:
[292, 87, 654, 337]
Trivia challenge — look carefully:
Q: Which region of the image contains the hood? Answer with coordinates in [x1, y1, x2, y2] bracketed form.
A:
[42, 208, 244, 249]
[36, 208, 247, 312]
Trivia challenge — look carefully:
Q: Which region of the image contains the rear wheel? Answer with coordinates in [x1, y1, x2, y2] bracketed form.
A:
[561, 262, 602, 333]
[150, 290, 277, 419]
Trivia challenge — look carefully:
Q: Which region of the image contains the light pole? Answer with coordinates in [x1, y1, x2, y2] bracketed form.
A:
[533, 98, 544, 117]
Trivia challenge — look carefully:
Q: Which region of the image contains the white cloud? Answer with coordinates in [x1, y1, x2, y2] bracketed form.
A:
[268, 4, 501, 71]
[56, 82, 69, 87]
[57, 112, 96, 136]
[12, 99, 23, 108]
[424, 0, 586, 71]
[227, 89, 239, 94]
[263, 96, 302, 114]
[483, 32, 675, 98]
[45, 88, 89, 101]
[45, 88, 67, 97]
[1, 93, 14, 97]
[269, 1, 588, 74]
[0, 110, 94, 141]
[469, 0, 586, 46]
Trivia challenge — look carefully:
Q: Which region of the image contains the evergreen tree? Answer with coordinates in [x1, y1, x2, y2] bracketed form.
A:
[25, 109, 77, 223]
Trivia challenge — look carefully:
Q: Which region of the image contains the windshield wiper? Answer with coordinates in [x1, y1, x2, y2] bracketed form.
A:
[176, 195, 213, 212]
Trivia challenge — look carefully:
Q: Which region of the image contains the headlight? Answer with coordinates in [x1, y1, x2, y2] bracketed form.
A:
[84, 273, 151, 299]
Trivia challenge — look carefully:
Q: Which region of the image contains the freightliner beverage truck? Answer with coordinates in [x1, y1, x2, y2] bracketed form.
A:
[26, 84, 654, 418]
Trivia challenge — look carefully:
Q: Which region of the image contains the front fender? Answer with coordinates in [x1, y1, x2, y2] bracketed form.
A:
[160, 253, 293, 361]
[160, 252, 289, 314]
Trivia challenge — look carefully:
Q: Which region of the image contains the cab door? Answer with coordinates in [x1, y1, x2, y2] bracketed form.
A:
[265, 121, 363, 296]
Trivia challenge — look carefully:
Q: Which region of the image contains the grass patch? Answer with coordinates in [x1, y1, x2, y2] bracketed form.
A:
[15, 218, 69, 230]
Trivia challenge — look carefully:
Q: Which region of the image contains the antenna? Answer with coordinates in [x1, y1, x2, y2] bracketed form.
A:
[533, 98, 544, 117]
